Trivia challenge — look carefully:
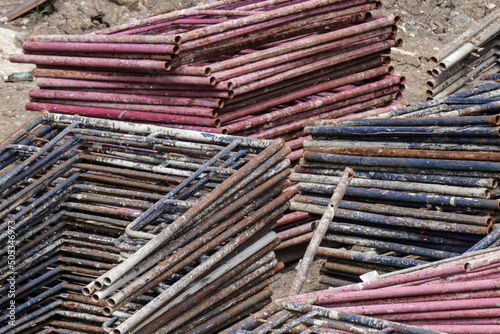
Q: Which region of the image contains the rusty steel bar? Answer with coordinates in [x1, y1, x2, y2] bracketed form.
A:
[289, 167, 353, 296]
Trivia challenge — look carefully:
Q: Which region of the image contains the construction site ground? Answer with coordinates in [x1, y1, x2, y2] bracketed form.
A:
[0, 0, 497, 298]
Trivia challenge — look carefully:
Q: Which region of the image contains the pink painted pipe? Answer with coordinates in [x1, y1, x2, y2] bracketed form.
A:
[277, 211, 310, 227]
[380, 307, 500, 322]
[10, 54, 168, 72]
[25, 103, 221, 127]
[24, 50, 173, 61]
[430, 262, 500, 284]
[71, 88, 234, 100]
[114, 18, 228, 36]
[288, 250, 500, 304]
[36, 78, 234, 98]
[404, 318, 500, 326]
[33, 69, 230, 90]
[318, 278, 500, 307]
[333, 297, 500, 316]
[286, 149, 304, 162]
[29, 33, 180, 45]
[285, 136, 312, 151]
[23, 41, 180, 55]
[417, 325, 500, 334]
[30, 100, 216, 117]
[223, 72, 400, 133]
[275, 231, 313, 250]
[28, 90, 224, 108]
[329, 289, 500, 308]
[276, 222, 313, 241]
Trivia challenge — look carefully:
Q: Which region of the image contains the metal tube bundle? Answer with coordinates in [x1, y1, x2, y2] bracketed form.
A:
[288, 247, 500, 334]
[278, 104, 500, 285]
[10, 0, 403, 159]
[426, 8, 500, 99]
[221, 297, 445, 333]
[0, 113, 290, 334]
[369, 81, 500, 119]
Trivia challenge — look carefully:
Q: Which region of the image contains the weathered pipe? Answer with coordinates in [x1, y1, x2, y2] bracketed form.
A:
[292, 172, 492, 199]
[28, 89, 224, 108]
[248, 89, 400, 139]
[181, 8, 389, 75]
[25, 103, 221, 127]
[10, 54, 169, 72]
[323, 233, 458, 260]
[293, 189, 496, 227]
[287, 249, 500, 305]
[280, 301, 443, 334]
[22, 41, 180, 55]
[222, 68, 400, 132]
[293, 190, 493, 226]
[35, 78, 234, 99]
[32, 100, 217, 117]
[33, 68, 227, 89]
[289, 167, 353, 296]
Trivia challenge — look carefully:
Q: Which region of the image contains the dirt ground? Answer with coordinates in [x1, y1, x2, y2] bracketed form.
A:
[0, 0, 497, 142]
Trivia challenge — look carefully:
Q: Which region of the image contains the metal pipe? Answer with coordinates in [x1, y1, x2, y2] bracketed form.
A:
[289, 167, 353, 296]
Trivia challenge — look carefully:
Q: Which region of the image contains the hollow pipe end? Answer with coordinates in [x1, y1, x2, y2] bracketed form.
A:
[174, 36, 182, 45]
[82, 286, 92, 296]
[205, 67, 212, 76]
[395, 39, 404, 47]
[173, 45, 181, 55]
[103, 307, 112, 316]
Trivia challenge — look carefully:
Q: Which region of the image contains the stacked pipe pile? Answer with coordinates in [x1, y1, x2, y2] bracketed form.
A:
[289, 247, 500, 334]
[219, 299, 444, 334]
[369, 81, 500, 119]
[10, 0, 404, 159]
[280, 96, 500, 285]
[426, 8, 500, 99]
[0, 113, 291, 334]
